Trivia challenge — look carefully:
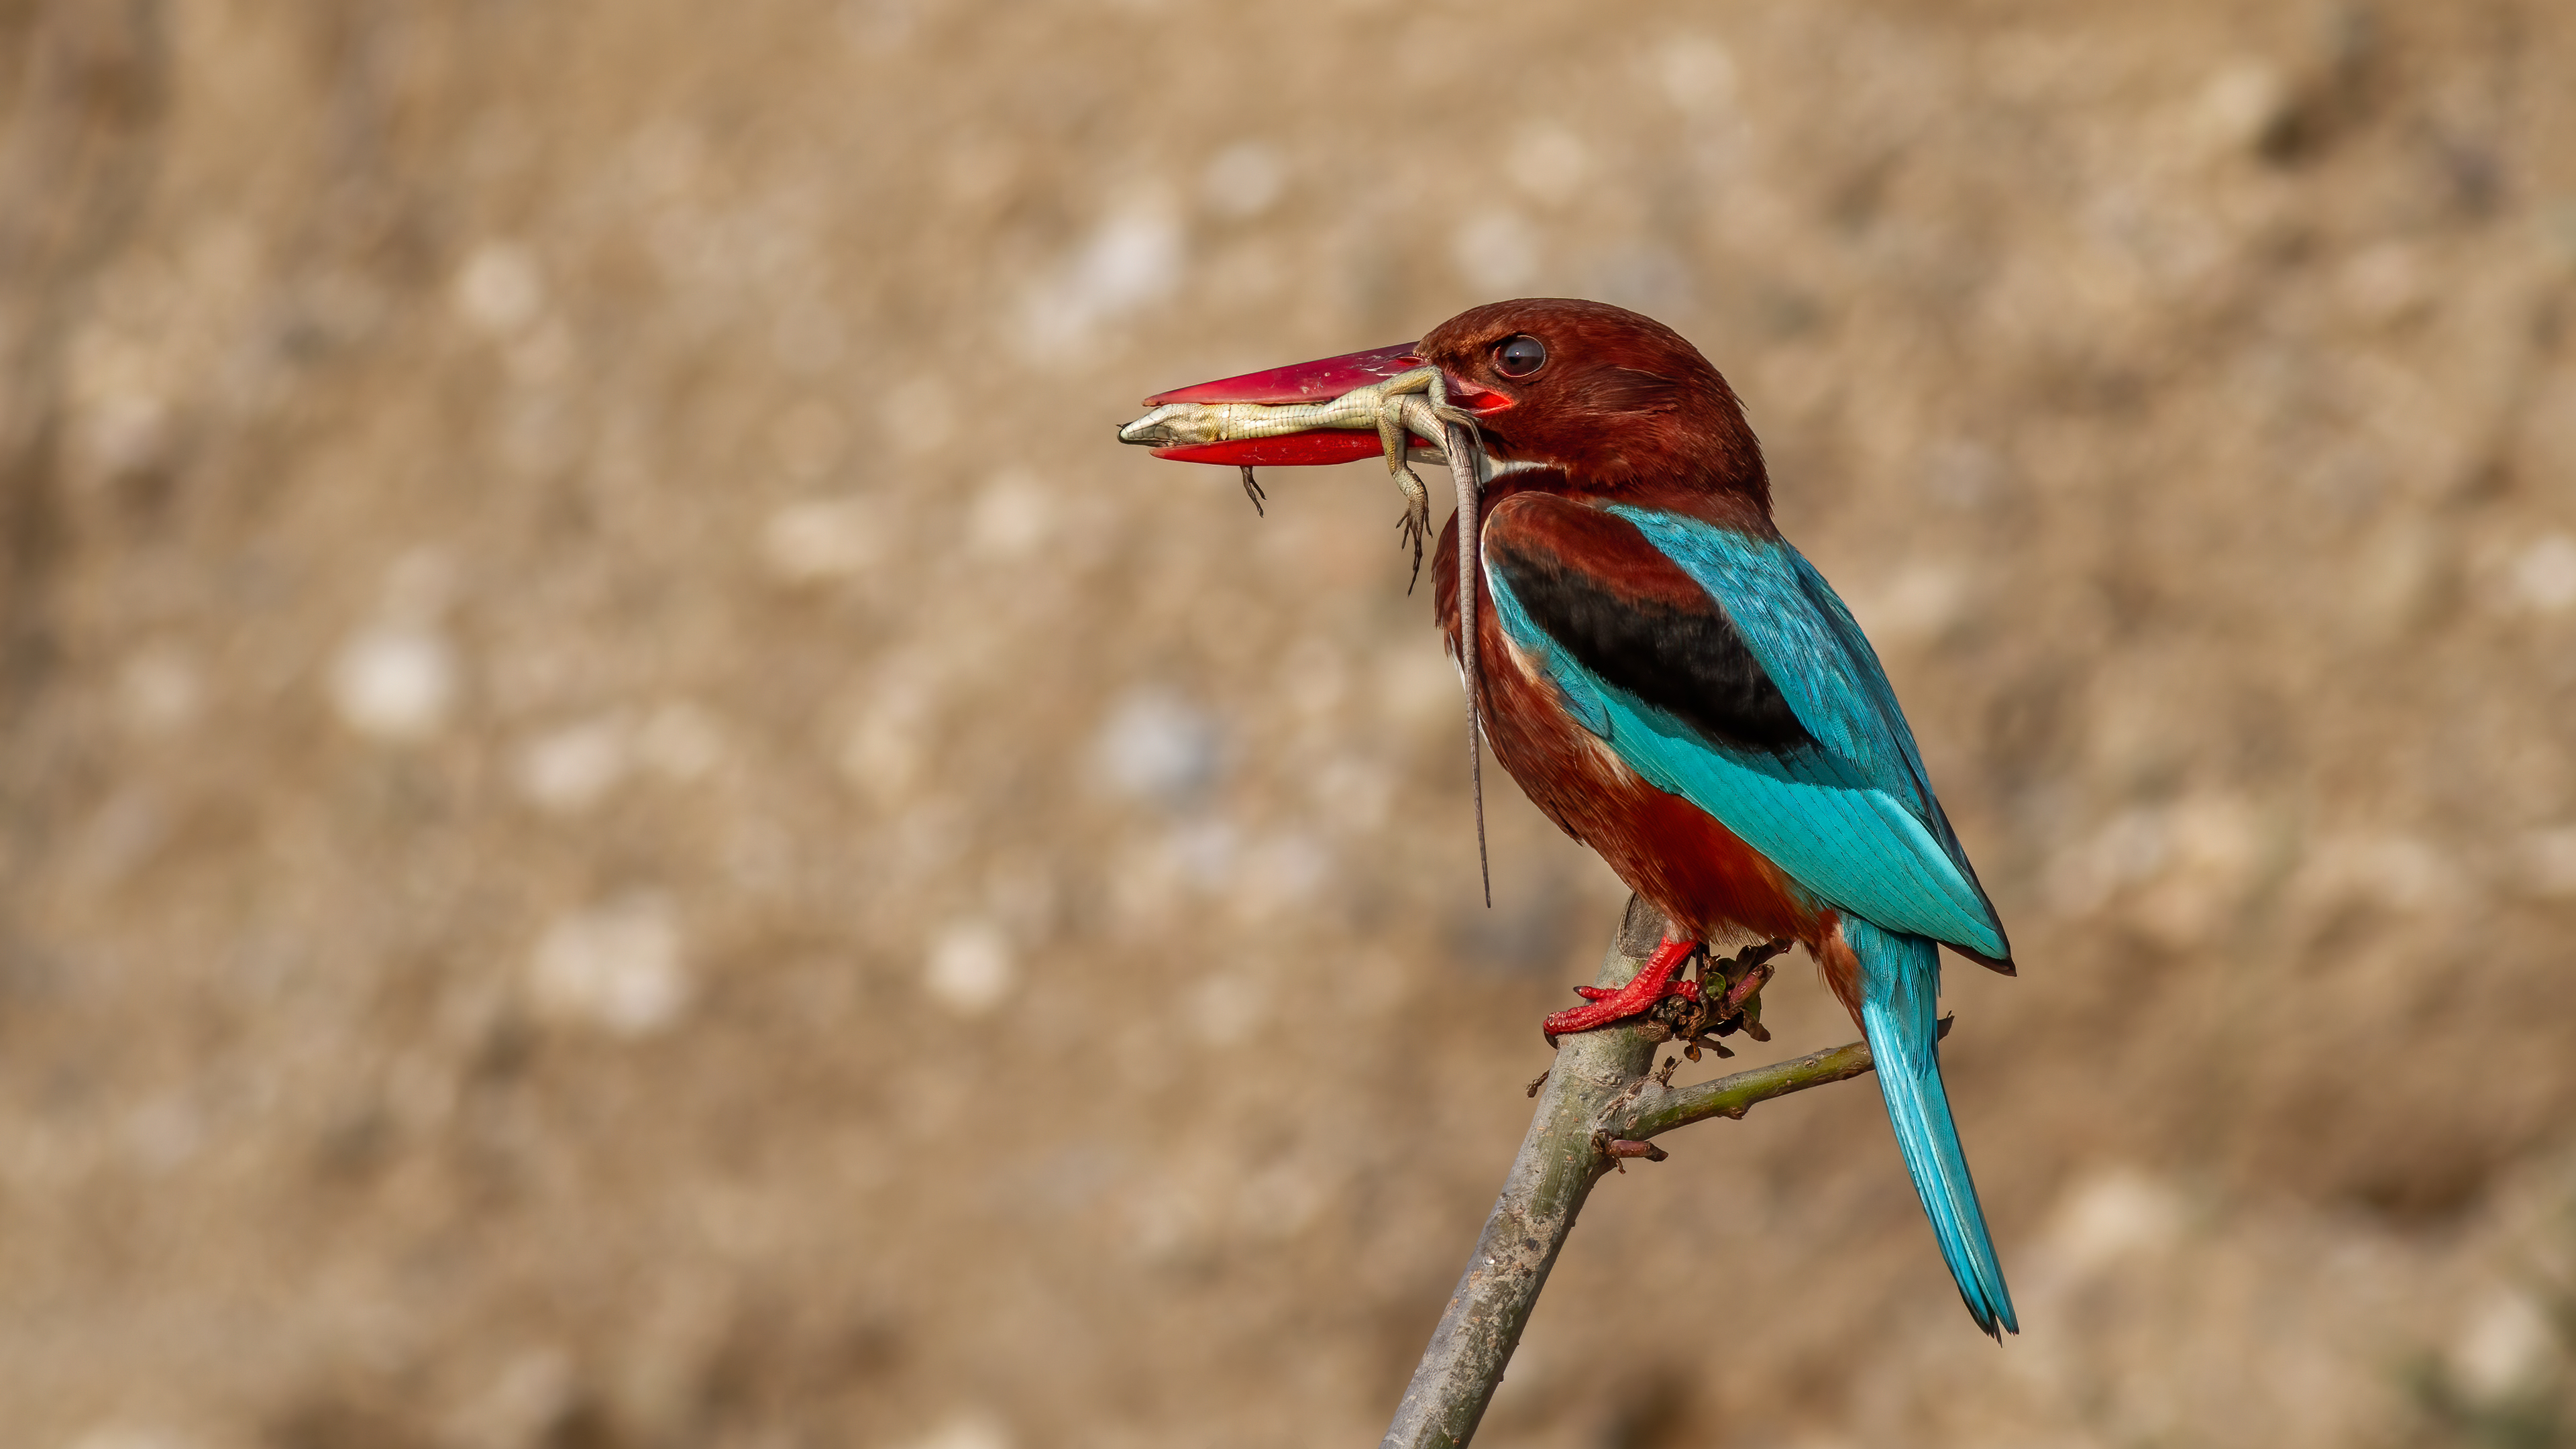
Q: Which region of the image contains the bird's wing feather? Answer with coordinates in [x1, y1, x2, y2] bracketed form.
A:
[1481, 494, 2008, 959]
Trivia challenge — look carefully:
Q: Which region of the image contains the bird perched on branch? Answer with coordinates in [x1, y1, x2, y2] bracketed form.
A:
[1119, 298, 2018, 1338]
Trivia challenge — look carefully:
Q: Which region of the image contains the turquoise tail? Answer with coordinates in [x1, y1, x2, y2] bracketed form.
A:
[1847, 916, 2019, 1338]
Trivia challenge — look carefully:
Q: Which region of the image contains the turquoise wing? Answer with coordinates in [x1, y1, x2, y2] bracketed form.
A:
[1483, 502, 2008, 961]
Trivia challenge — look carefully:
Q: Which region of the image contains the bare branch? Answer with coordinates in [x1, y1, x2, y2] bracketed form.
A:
[1610, 1016, 1949, 1142]
[1378, 896, 1907, 1449]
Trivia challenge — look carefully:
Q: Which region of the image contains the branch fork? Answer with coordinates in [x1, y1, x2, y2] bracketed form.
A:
[1379, 896, 1933, 1449]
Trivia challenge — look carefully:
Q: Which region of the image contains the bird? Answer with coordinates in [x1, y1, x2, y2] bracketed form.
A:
[1118, 297, 2019, 1338]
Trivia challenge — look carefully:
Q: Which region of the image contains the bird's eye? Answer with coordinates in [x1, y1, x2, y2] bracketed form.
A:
[1493, 335, 1548, 378]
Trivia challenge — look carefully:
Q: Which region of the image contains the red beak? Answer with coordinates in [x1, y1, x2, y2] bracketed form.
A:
[1128, 341, 1511, 467]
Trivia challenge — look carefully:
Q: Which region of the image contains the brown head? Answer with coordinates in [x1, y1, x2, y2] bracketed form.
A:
[1417, 298, 1770, 511]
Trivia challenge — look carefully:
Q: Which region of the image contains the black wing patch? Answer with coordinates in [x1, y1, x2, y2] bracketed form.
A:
[1489, 525, 1817, 755]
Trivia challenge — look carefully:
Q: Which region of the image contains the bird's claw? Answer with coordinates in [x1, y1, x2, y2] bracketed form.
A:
[1542, 939, 1703, 1045]
[1620, 979, 1703, 1006]
[1562, 938, 1793, 1060]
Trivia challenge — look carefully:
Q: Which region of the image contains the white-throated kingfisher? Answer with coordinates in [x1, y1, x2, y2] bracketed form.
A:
[1120, 298, 2019, 1338]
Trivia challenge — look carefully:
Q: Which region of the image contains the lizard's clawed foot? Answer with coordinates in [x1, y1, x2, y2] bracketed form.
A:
[1381, 368, 1476, 592]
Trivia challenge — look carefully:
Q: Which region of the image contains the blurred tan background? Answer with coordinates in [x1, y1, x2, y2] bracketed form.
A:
[1, 1, 2573, 1446]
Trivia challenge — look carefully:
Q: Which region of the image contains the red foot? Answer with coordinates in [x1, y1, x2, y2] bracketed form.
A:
[1543, 939, 1702, 1044]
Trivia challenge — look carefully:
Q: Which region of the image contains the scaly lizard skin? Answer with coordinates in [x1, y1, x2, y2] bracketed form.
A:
[1119, 364, 1479, 576]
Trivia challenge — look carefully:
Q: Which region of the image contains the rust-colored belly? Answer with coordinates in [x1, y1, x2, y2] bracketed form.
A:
[1446, 568, 1823, 949]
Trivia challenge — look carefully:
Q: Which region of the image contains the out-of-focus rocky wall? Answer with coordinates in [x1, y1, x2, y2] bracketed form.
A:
[1, 2, 2572, 1446]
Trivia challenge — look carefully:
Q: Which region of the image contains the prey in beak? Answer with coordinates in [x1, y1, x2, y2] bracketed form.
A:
[1118, 342, 1510, 583]
[1119, 342, 1515, 905]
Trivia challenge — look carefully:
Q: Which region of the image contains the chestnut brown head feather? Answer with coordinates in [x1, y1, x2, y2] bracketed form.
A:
[1419, 298, 1770, 513]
